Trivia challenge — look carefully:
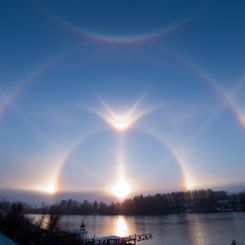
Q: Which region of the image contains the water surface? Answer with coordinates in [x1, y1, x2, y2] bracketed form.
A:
[29, 212, 245, 244]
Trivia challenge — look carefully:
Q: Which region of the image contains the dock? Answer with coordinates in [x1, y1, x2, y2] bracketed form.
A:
[86, 233, 153, 244]
[69, 222, 152, 244]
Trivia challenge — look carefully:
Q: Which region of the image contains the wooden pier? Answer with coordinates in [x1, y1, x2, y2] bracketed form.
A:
[69, 222, 152, 244]
[86, 233, 153, 244]
[135, 233, 153, 242]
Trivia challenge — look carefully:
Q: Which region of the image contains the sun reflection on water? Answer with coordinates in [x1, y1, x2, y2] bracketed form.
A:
[115, 216, 128, 237]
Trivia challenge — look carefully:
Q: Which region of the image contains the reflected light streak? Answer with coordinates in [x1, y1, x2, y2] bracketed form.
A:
[191, 217, 206, 244]
[115, 216, 128, 237]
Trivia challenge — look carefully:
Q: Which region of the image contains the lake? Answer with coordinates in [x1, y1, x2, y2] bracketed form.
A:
[28, 212, 245, 244]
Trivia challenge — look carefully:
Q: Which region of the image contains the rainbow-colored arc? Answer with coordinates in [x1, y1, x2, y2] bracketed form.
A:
[38, 2, 190, 45]
[54, 19, 185, 45]
[163, 49, 245, 131]
[0, 46, 83, 122]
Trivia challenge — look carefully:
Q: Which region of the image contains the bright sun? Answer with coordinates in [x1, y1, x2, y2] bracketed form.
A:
[43, 182, 56, 194]
[87, 96, 156, 132]
[111, 176, 132, 198]
[186, 178, 194, 190]
[110, 115, 133, 131]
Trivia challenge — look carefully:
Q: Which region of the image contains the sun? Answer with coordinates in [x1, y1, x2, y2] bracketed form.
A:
[111, 175, 132, 199]
[185, 178, 194, 190]
[84, 95, 157, 132]
[43, 182, 56, 194]
[110, 114, 133, 131]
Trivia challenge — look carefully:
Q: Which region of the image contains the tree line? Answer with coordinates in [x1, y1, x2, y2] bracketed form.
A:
[24, 189, 245, 215]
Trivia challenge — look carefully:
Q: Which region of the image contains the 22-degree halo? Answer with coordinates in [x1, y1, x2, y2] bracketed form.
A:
[56, 121, 188, 193]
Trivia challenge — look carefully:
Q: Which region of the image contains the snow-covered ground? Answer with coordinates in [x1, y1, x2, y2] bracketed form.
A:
[0, 233, 18, 245]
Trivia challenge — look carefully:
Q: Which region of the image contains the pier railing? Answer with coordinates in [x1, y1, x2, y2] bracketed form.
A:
[86, 233, 152, 244]
[135, 233, 152, 242]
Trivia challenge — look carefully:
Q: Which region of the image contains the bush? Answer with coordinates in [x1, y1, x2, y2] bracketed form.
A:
[0, 202, 81, 245]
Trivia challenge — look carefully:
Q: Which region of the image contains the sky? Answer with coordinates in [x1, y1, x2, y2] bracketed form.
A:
[0, 0, 245, 201]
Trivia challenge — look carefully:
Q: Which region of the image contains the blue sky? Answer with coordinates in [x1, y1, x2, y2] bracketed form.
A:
[0, 0, 245, 198]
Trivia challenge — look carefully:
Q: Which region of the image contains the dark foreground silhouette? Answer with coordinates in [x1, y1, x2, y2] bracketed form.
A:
[0, 202, 82, 245]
